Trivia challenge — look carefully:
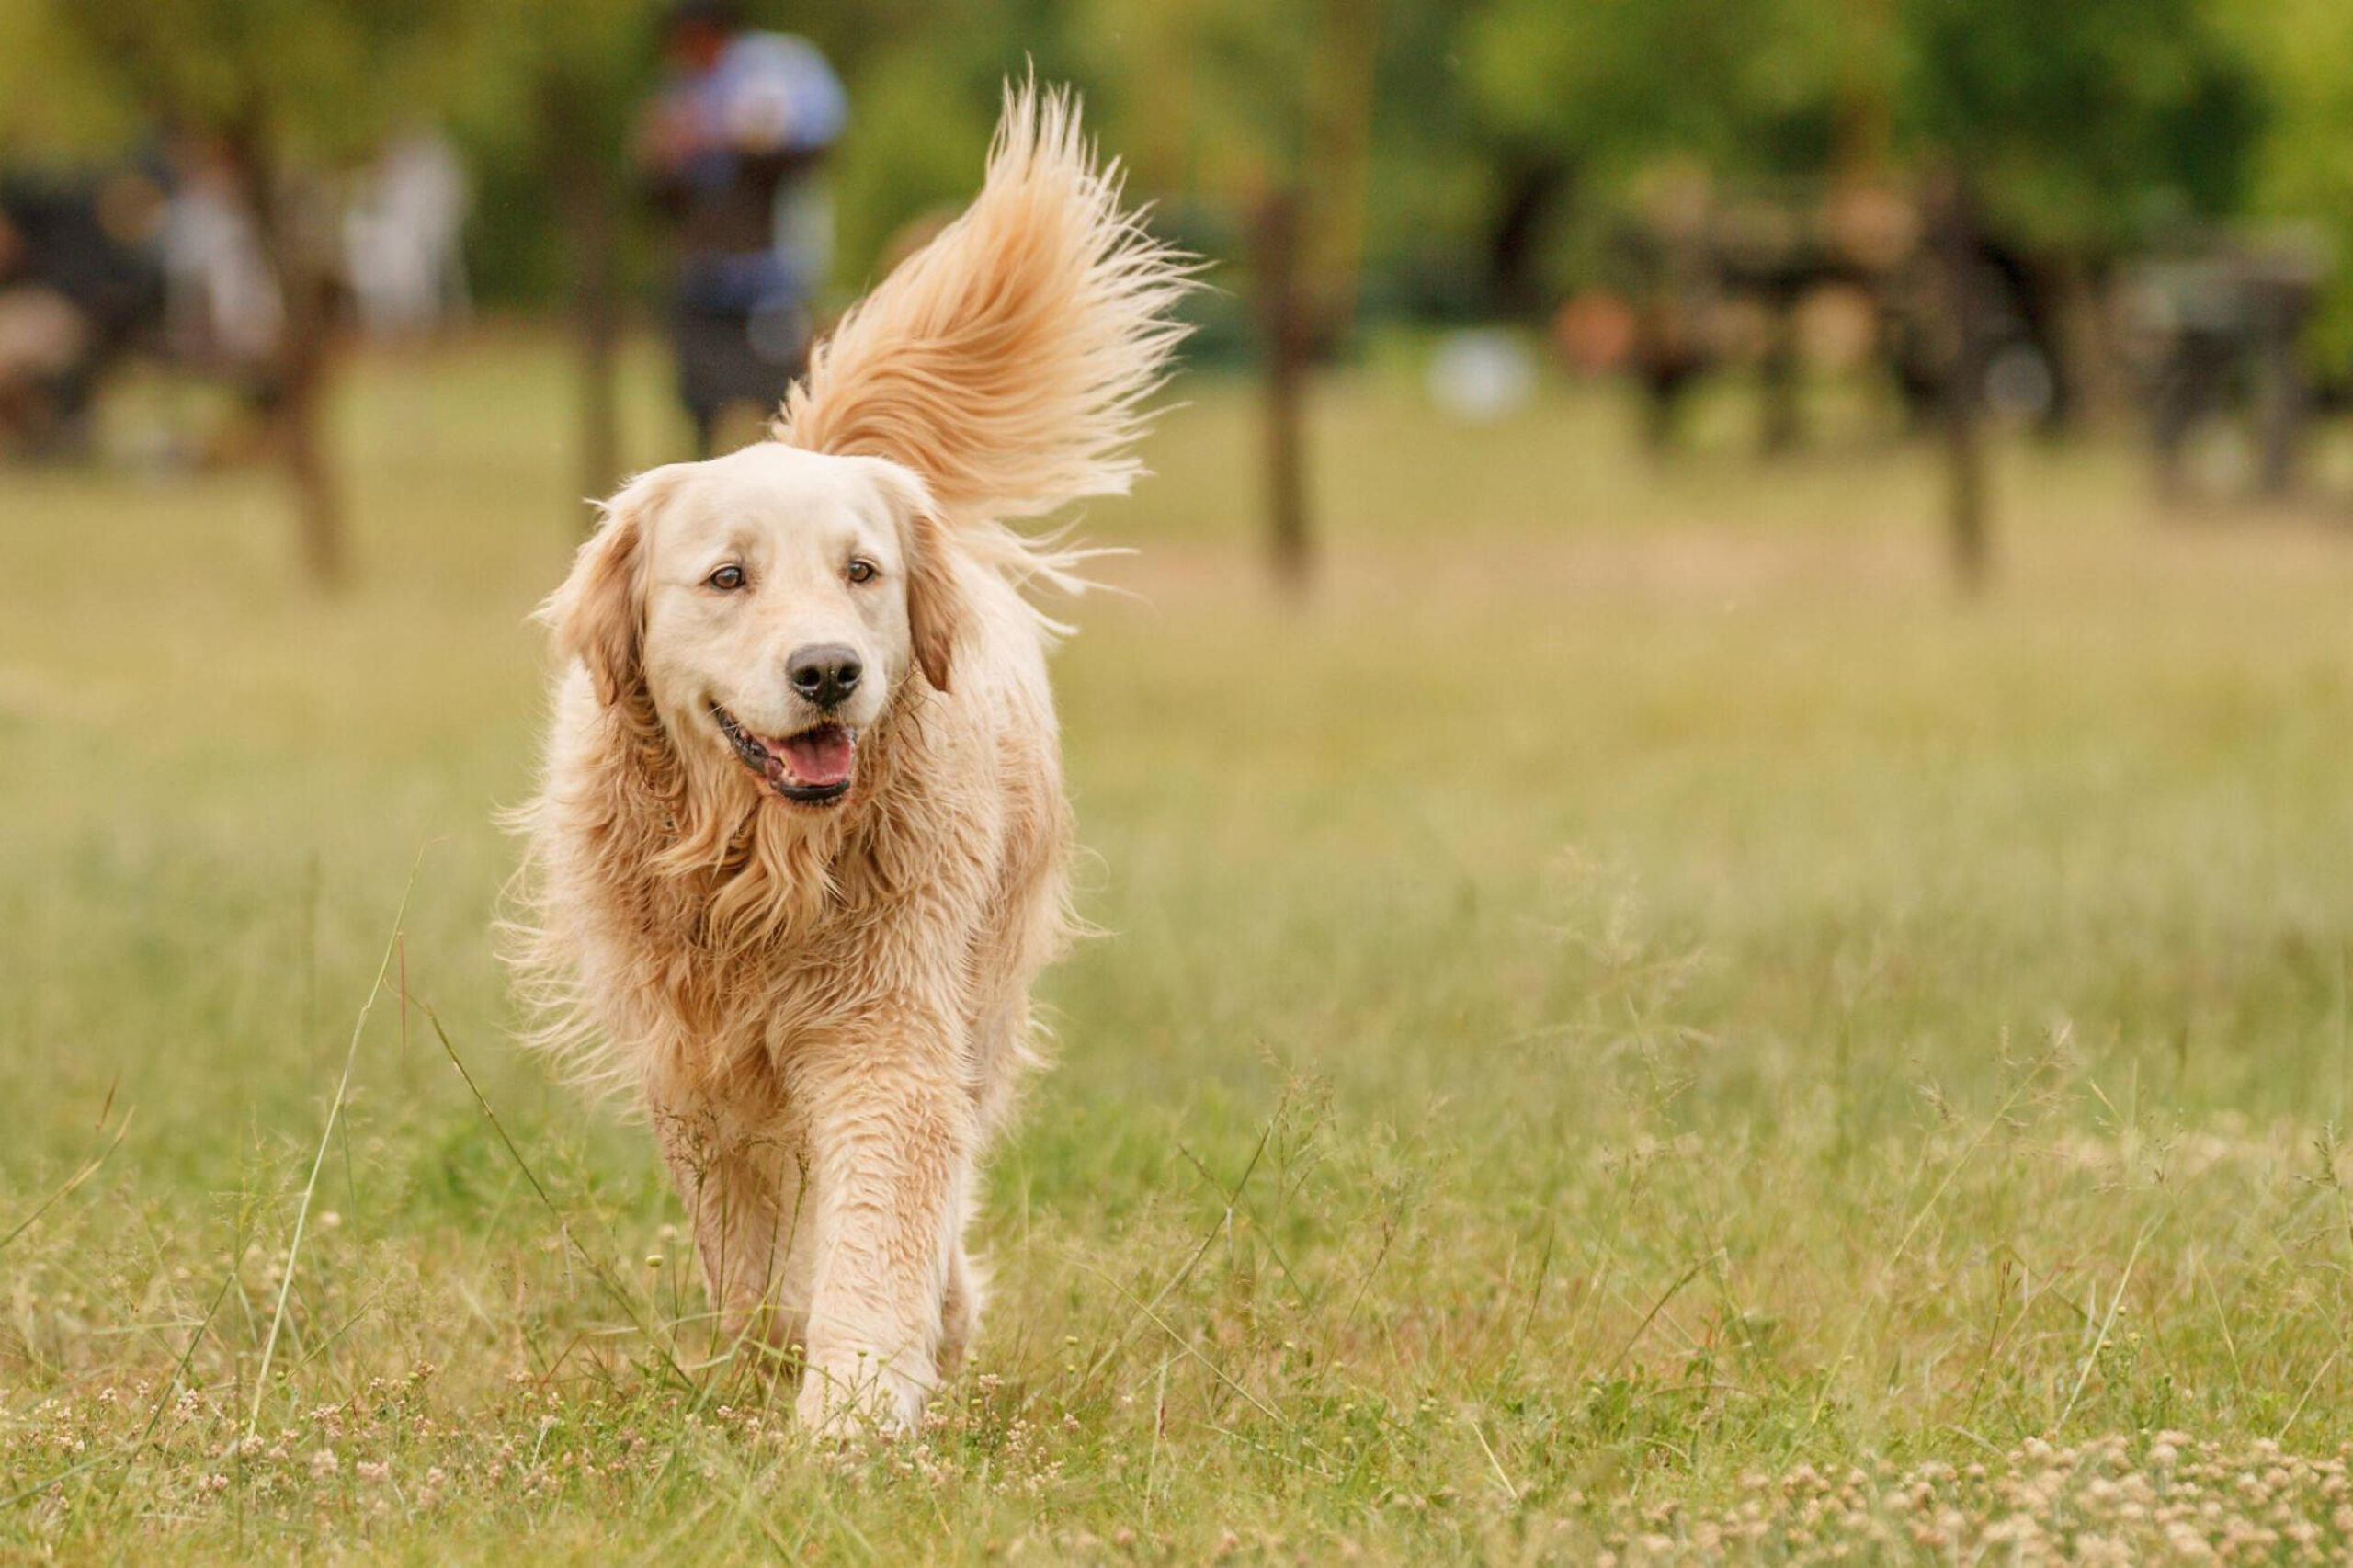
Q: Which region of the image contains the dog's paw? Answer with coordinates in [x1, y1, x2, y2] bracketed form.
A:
[795, 1346, 927, 1437]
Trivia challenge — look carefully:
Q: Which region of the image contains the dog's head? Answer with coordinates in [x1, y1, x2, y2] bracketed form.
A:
[540, 444, 965, 811]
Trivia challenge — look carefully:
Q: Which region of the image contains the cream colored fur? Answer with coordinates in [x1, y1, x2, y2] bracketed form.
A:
[504, 85, 1188, 1432]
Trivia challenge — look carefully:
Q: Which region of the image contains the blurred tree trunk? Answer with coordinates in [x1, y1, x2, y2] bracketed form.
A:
[1929, 165, 1989, 593]
[1245, 0, 1378, 592]
[1758, 294, 1802, 457]
[1485, 154, 1571, 319]
[2249, 268, 2310, 500]
[237, 119, 347, 586]
[1252, 189, 1312, 592]
[544, 76, 625, 524]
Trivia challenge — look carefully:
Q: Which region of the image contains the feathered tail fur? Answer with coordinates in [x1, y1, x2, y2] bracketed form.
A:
[774, 82, 1193, 551]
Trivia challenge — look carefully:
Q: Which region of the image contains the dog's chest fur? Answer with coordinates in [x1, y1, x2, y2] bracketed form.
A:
[577, 704, 1005, 1104]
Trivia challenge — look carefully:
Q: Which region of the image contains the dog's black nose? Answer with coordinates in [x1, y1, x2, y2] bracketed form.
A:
[787, 644, 863, 709]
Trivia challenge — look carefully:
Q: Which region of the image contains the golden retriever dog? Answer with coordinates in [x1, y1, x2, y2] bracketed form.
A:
[505, 86, 1188, 1432]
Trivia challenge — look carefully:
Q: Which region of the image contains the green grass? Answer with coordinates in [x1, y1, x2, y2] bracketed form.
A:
[6, 334, 2353, 1562]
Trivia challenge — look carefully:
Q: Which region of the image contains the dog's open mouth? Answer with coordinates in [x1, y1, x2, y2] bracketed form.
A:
[713, 706, 857, 804]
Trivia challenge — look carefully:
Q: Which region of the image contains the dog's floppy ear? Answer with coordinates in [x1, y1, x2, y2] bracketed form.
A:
[861, 459, 965, 694]
[539, 466, 681, 707]
[904, 504, 966, 694]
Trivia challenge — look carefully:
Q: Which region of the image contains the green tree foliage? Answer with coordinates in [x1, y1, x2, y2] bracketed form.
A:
[2220, 0, 2353, 371]
[1456, 0, 2272, 247]
[54, 0, 466, 164]
[442, 0, 658, 304]
[1465, 0, 1846, 182]
[821, 44, 1003, 292]
[1894, 0, 2268, 255]
[0, 0, 140, 156]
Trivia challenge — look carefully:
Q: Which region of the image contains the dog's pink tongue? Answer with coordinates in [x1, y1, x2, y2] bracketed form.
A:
[781, 727, 855, 786]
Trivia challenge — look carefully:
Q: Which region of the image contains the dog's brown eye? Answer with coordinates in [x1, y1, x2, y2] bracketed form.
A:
[845, 559, 878, 585]
[707, 564, 746, 591]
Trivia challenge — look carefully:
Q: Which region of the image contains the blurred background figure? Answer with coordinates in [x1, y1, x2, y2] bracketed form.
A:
[342, 128, 472, 341]
[156, 132, 278, 382]
[0, 160, 164, 458]
[639, 0, 845, 456]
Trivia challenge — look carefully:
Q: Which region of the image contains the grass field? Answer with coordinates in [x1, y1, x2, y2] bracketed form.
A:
[6, 335, 2353, 1562]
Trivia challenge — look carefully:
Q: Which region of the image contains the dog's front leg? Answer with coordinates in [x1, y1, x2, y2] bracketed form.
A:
[791, 1017, 972, 1435]
[654, 1103, 813, 1366]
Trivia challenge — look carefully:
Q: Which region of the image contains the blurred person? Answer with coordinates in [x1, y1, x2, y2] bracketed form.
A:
[640, 0, 846, 456]
[0, 164, 166, 457]
[158, 132, 280, 375]
[344, 127, 472, 338]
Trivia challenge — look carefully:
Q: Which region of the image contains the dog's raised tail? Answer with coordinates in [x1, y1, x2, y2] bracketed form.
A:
[774, 82, 1194, 527]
